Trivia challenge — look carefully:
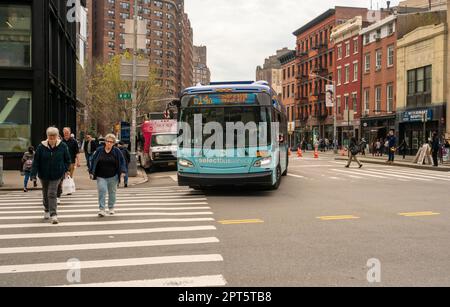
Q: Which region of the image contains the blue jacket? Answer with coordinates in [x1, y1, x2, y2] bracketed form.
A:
[31, 140, 71, 181]
[388, 135, 397, 148]
[89, 146, 127, 180]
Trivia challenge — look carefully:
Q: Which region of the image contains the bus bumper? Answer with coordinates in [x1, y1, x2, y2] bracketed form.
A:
[178, 171, 273, 187]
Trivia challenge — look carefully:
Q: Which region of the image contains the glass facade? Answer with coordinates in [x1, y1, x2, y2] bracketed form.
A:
[0, 90, 32, 153]
[0, 4, 32, 67]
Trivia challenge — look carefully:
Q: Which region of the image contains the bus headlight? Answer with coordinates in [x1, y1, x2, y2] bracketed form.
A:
[179, 159, 194, 168]
[254, 157, 272, 167]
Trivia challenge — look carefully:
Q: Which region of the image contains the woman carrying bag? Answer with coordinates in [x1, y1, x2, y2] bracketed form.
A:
[89, 134, 127, 217]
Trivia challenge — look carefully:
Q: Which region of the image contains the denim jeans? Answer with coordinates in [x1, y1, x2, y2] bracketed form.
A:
[24, 171, 31, 189]
[97, 176, 118, 210]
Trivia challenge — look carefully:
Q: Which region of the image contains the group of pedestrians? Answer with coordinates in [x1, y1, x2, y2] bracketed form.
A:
[23, 127, 131, 225]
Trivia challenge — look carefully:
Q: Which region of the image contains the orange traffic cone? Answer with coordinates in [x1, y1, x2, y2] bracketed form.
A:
[297, 148, 303, 158]
[314, 149, 319, 159]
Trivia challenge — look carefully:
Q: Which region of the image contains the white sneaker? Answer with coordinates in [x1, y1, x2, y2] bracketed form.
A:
[57, 198, 61, 204]
[98, 210, 106, 217]
[108, 209, 115, 216]
[51, 216, 59, 224]
[44, 212, 50, 220]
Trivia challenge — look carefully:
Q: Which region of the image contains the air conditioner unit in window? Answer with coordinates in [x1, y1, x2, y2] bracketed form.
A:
[363, 110, 370, 116]
[373, 33, 381, 41]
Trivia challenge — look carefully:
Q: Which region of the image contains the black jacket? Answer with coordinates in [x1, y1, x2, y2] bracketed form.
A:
[31, 140, 71, 181]
[83, 139, 99, 155]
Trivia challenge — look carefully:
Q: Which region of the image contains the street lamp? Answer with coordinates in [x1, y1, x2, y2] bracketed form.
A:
[310, 73, 337, 153]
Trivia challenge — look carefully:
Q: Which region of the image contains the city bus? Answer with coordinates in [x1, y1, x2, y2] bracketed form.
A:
[175, 81, 288, 190]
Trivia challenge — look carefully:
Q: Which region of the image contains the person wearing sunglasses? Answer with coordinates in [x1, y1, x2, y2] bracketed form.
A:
[89, 134, 127, 217]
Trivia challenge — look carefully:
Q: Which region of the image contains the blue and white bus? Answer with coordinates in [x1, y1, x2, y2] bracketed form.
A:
[175, 81, 288, 190]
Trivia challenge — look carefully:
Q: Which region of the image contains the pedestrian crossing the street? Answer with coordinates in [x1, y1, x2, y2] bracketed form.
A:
[288, 165, 450, 183]
[0, 186, 226, 287]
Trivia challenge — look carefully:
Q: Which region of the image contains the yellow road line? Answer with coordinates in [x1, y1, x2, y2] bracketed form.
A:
[218, 219, 264, 225]
[317, 215, 360, 221]
[399, 211, 440, 217]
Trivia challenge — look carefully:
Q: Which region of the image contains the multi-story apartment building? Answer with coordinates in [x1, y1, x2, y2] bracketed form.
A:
[91, 0, 193, 96]
[256, 48, 291, 95]
[193, 45, 211, 85]
[293, 7, 368, 145]
[360, 14, 398, 143]
[279, 50, 297, 147]
[331, 16, 368, 145]
[399, 0, 448, 11]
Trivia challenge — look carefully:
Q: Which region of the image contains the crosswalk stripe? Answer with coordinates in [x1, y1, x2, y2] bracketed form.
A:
[0, 211, 214, 220]
[0, 218, 216, 229]
[0, 198, 208, 205]
[383, 169, 450, 181]
[287, 174, 305, 179]
[0, 225, 216, 240]
[0, 207, 211, 214]
[0, 254, 224, 274]
[56, 274, 227, 287]
[0, 237, 220, 254]
[0, 202, 209, 210]
[355, 169, 431, 181]
[331, 169, 388, 179]
[0, 194, 205, 202]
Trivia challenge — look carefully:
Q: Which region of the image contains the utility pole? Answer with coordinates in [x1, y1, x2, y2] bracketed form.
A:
[129, 0, 138, 177]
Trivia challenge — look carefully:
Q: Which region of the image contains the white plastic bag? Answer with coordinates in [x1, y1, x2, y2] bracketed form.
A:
[62, 176, 76, 195]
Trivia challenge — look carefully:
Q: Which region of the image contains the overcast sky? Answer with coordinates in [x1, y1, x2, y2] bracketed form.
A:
[185, 0, 401, 81]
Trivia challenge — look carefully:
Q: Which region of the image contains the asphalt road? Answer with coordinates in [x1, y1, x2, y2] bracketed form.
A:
[0, 153, 449, 286]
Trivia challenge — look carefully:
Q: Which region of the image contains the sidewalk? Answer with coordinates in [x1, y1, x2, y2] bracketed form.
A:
[0, 156, 148, 191]
[335, 153, 450, 172]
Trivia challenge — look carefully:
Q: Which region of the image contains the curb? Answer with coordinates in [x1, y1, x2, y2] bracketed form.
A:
[335, 157, 450, 172]
[129, 167, 149, 187]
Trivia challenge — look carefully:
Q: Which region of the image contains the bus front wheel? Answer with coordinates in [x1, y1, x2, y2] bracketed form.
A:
[270, 165, 281, 190]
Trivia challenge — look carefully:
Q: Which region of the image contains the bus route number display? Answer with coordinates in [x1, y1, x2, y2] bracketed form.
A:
[192, 94, 256, 106]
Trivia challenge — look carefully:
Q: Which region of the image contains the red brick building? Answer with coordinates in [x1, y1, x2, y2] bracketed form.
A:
[279, 50, 297, 147]
[331, 15, 368, 145]
[360, 14, 397, 143]
[293, 7, 368, 146]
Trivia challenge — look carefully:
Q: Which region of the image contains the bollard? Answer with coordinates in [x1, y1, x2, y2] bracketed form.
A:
[0, 155, 3, 187]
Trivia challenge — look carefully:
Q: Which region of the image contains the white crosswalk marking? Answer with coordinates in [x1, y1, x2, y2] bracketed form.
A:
[0, 186, 227, 287]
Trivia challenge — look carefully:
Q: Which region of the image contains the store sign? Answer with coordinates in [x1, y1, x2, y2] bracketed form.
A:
[402, 109, 433, 122]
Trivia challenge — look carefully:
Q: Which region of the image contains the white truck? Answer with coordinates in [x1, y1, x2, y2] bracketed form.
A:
[138, 119, 178, 171]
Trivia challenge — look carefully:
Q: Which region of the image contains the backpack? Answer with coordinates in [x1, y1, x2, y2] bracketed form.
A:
[350, 144, 360, 156]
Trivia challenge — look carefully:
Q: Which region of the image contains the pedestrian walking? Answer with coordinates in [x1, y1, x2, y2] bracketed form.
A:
[345, 137, 363, 168]
[376, 139, 381, 156]
[360, 138, 367, 156]
[118, 141, 131, 188]
[387, 130, 397, 164]
[83, 133, 98, 170]
[89, 134, 127, 217]
[398, 139, 408, 160]
[431, 132, 439, 167]
[21, 146, 37, 192]
[30, 127, 71, 224]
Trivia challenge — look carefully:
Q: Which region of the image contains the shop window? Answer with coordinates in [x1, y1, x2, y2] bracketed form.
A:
[0, 91, 32, 153]
[0, 4, 32, 67]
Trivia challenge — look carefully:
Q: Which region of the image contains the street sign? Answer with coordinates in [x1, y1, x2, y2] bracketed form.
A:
[124, 19, 147, 50]
[118, 93, 132, 100]
[120, 58, 149, 82]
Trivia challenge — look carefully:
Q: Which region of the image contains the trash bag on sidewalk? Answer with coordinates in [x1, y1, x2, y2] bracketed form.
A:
[62, 176, 76, 195]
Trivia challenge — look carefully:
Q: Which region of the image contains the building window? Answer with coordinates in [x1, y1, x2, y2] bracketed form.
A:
[353, 38, 358, 54]
[375, 86, 382, 112]
[387, 83, 394, 112]
[345, 41, 350, 57]
[0, 4, 32, 67]
[388, 23, 394, 35]
[337, 67, 342, 86]
[365, 53, 370, 72]
[0, 90, 32, 153]
[387, 45, 394, 67]
[407, 65, 432, 107]
[337, 45, 342, 60]
[375, 49, 382, 71]
[344, 65, 350, 84]
[353, 62, 358, 82]
[337, 96, 341, 114]
[363, 88, 370, 113]
[344, 95, 349, 111]
[352, 93, 357, 112]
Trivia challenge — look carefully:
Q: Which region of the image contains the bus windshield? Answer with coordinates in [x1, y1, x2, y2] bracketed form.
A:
[180, 105, 272, 149]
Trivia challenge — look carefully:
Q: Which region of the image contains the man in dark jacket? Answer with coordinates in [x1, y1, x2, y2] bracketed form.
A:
[345, 137, 363, 168]
[31, 127, 71, 224]
[83, 133, 98, 170]
[431, 132, 440, 167]
[387, 130, 397, 164]
[118, 141, 131, 187]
